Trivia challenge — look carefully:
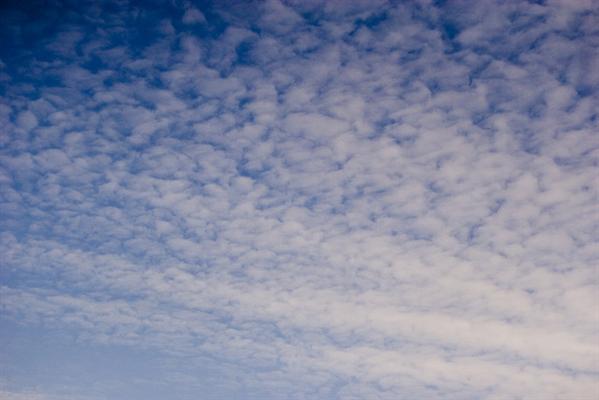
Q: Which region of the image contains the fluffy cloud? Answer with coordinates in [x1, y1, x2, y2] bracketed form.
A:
[1, 0, 598, 399]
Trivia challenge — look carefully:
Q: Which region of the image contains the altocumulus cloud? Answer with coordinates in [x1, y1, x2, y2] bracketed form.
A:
[1, 0, 598, 399]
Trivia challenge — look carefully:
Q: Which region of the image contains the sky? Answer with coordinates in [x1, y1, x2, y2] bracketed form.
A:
[0, 0, 598, 399]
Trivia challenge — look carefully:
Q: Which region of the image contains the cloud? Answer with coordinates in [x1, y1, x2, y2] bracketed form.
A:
[1, 0, 598, 399]
[0, 390, 47, 400]
[16, 110, 38, 131]
[182, 7, 206, 25]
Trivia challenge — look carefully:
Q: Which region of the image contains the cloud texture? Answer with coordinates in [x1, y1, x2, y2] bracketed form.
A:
[1, 0, 598, 399]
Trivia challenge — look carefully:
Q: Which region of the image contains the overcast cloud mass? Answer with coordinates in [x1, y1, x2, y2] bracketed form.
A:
[1, 0, 598, 399]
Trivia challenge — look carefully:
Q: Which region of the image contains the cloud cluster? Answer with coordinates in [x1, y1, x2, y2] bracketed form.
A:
[1, 0, 598, 399]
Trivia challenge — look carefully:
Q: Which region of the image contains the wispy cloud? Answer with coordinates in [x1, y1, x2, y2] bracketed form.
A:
[1, 0, 598, 399]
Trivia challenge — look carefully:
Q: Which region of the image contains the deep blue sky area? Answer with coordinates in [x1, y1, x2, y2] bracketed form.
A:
[1, 1, 598, 399]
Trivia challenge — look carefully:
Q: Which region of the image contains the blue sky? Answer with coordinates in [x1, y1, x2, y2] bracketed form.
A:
[1, 0, 598, 399]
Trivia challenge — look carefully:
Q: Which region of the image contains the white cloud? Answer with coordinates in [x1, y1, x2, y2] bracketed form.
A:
[16, 110, 38, 131]
[182, 7, 206, 25]
[1, 0, 598, 399]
